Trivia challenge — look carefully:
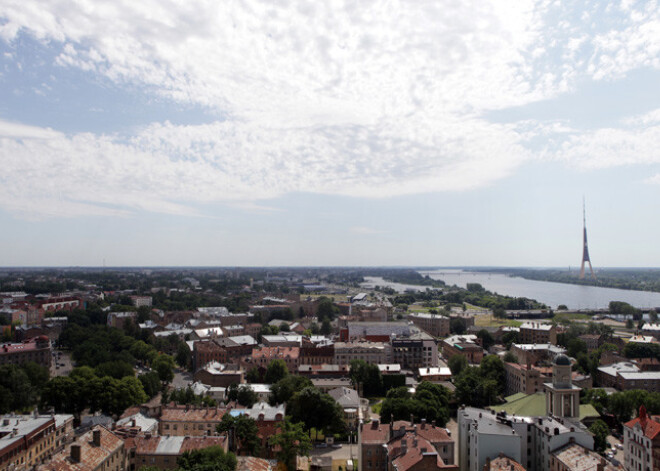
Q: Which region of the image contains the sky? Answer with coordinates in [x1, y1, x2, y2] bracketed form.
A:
[2, 0, 660, 267]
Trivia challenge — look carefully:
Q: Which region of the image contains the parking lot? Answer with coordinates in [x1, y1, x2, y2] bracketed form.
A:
[606, 434, 624, 467]
[51, 350, 73, 377]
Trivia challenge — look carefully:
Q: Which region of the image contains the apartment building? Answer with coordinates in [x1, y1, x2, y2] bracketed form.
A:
[519, 323, 557, 346]
[129, 435, 227, 470]
[408, 312, 450, 338]
[0, 336, 51, 369]
[504, 362, 549, 396]
[334, 342, 392, 365]
[623, 405, 660, 471]
[159, 406, 226, 437]
[250, 347, 300, 373]
[392, 333, 439, 369]
[441, 335, 483, 364]
[360, 420, 455, 471]
[37, 427, 125, 471]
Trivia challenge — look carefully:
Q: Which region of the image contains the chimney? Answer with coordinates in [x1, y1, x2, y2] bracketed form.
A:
[131, 419, 136, 427]
[93, 429, 101, 446]
[70, 444, 81, 463]
[401, 438, 407, 454]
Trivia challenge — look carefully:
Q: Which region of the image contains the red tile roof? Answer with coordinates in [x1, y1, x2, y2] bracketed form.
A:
[624, 405, 660, 440]
[485, 454, 526, 471]
[160, 406, 226, 423]
[237, 456, 271, 471]
[361, 421, 391, 444]
[252, 347, 300, 360]
[38, 426, 123, 471]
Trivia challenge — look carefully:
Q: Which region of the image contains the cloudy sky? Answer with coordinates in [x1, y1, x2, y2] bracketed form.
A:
[1, 0, 660, 267]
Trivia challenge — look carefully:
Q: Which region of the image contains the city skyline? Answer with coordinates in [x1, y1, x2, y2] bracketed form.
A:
[2, 2, 660, 267]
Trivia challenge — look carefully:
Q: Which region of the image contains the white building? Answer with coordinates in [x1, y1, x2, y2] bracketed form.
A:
[458, 354, 594, 471]
[623, 405, 660, 471]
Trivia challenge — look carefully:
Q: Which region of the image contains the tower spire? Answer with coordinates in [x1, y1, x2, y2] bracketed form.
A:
[579, 198, 596, 280]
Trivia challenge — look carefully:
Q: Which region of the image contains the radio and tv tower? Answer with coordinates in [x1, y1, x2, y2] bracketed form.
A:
[579, 198, 596, 280]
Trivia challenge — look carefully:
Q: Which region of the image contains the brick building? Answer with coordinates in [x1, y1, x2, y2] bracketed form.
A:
[519, 323, 557, 345]
[249, 347, 300, 374]
[441, 335, 483, 364]
[37, 426, 125, 471]
[0, 336, 51, 369]
[360, 420, 455, 471]
[392, 333, 439, 369]
[107, 312, 137, 329]
[193, 362, 244, 388]
[408, 313, 450, 338]
[334, 342, 392, 366]
[159, 406, 226, 437]
[128, 435, 227, 470]
[550, 442, 616, 471]
[504, 362, 549, 396]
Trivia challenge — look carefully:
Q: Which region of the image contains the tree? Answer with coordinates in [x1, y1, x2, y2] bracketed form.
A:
[177, 445, 237, 471]
[476, 329, 495, 351]
[287, 387, 345, 434]
[320, 319, 332, 335]
[246, 368, 261, 384]
[502, 351, 518, 363]
[651, 310, 659, 323]
[139, 371, 162, 398]
[264, 359, 289, 384]
[501, 330, 519, 349]
[0, 365, 38, 413]
[227, 384, 259, 407]
[557, 304, 568, 311]
[269, 420, 312, 471]
[379, 382, 450, 426]
[350, 360, 383, 397]
[94, 361, 134, 380]
[152, 354, 175, 385]
[270, 375, 313, 405]
[480, 355, 505, 395]
[450, 318, 466, 335]
[448, 355, 468, 376]
[217, 414, 261, 456]
[454, 367, 500, 408]
[609, 301, 639, 315]
[589, 420, 610, 452]
[317, 298, 338, 322]
[567, 338, 588, 359]
[176, 343, 191, 370]
[582, 388, 609, 415]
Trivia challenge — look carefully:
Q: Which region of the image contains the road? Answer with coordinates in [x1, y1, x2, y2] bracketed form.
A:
[606, 434, 625, 468]
[172, 369, 194, 389]
[309, 443, 356, 461]
[50, 350, 73, 377]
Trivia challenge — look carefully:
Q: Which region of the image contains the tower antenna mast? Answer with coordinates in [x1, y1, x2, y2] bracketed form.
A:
[579, 197, 596, 280]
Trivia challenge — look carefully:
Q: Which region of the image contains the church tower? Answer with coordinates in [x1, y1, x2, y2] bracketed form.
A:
[544, 354, 581, 419]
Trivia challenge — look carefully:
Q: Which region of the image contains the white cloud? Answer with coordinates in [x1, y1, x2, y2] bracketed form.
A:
[350, 226, 387, 235]
[2, 0, 660, 219]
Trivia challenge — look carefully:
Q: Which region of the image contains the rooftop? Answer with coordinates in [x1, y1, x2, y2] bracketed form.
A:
[552, 443, 617, 471]
[160, 407, 226, 423]
[520, 322, 553, 331]
[252, 346, 300, 359]
[39, 426, 124, 471]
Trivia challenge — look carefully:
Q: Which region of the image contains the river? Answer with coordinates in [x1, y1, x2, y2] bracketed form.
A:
[361, 271, 660, 310]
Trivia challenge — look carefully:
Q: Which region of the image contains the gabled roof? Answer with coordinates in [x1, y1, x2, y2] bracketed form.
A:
[624, 405, 660, 440]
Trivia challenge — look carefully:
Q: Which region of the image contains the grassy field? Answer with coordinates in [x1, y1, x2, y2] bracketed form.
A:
[552, 312, 592, 323]
[474, 314, 523, 328]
